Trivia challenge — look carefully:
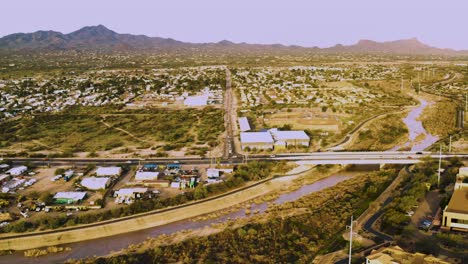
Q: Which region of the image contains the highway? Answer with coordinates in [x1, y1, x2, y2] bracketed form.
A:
[5, 151, 467, 167]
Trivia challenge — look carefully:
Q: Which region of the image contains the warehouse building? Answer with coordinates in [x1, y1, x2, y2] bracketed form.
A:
[96, 166, 122, 177]
[53, 192, 87, 204]
[81, 177, 111, 190]
[240, 132, 274, 150]
[114, 188, 148, 204]
[135, 171, 159, 181]
[6, 166, 27, 176]
[270, 129, 310, 149]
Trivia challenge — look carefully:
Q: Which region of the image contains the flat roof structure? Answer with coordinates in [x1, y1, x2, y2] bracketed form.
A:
[184, 95, 208, 106]
[238, 117, 251, 132]
[270, 130, 310, 141]
[54, 191, 87, 201]
[135, 171, 159, 181]
[96, 166, 122, 177]
[6, 166, 27, 176]
[240, 132, 274, 143]
[81, 177, 111, 190]
[459, 167, 468, 176]
[207, 168, 220, 178]
[115, 188, 148, 197]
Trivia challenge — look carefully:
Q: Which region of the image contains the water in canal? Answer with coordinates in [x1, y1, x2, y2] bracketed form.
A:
[1, 173, 357, 263]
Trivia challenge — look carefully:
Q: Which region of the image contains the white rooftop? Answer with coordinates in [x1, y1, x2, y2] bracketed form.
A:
[184, 95, 208, 106]
[81, 177, 110, 190]
[240, 132, 274, 143]
[96, 166, 121, 176]
[54, 191, 87, 201]
[270, 130, 310, 141]
[115, 188, 148, 196]
[238, 117, 251, 132]
[459, 167, 468, 176]
[207, 168, 220, 178]
[6, 166, 27, 175]
[135, 171, 159, 181]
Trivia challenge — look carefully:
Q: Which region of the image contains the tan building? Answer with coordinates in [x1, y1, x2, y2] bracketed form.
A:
[366, 246, 450, 264]
[442, 167, 468, 232]
[442, 188, 468, 231]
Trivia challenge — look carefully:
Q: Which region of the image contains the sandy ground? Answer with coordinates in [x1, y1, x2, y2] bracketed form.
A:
[20, 167, 75, 196]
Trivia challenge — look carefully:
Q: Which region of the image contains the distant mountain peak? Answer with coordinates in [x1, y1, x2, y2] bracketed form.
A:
[0, 25, 465, 55]
[217, 40, 235, 45]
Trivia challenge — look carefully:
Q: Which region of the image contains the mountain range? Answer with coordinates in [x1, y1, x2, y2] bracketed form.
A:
[0, 25, 466, 55]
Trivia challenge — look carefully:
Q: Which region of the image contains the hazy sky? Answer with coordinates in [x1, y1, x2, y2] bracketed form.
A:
[1, 0, 467, 49]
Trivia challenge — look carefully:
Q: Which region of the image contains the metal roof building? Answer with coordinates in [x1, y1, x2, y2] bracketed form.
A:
[54, 191, 87, 204]
[96, 166, 122, 177]
[270, 129, 310, 141]
[238, 117, 251, 132]
[81, 177, 111, 190]
[135, 171, 159, 181]
[240, 132, 274, 150]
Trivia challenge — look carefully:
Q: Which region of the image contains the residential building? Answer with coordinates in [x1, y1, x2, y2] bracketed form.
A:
[95, 166, 122, 177]
[53, 192, 87, 204]
[366, 245, 450, 264]
[81, 177, 111, 190]
[240, 132, 274, 150]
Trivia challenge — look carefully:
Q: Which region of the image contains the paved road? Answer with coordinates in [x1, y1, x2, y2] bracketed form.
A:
[223, 67, 237, 159]
[5, 151, 467, 166]
[362, 196, 394, 242]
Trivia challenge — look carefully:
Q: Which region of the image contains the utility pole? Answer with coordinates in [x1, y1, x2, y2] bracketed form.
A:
[438, 144, 442, 187]
[347, 215, 357, 264]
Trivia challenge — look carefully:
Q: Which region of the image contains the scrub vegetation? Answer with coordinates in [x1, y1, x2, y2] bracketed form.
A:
[348, 113, 408, 151]
[0, 107, 224, 156]
[76, 169, 398, 264]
